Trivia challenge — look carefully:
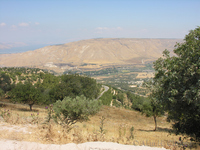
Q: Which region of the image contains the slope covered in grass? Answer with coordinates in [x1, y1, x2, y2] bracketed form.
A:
[0, 102, 197, 149]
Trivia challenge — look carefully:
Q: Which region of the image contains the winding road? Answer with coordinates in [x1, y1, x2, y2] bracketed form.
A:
[95, 85, 109, 100]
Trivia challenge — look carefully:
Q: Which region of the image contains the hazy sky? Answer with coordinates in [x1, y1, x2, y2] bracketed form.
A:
[0, 0, 199, 52]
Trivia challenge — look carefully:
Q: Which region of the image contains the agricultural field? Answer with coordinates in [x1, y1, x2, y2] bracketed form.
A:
[79, 64, 155, 96]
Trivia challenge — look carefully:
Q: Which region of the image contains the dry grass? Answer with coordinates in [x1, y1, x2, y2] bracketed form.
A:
[0, 102, 199, 150]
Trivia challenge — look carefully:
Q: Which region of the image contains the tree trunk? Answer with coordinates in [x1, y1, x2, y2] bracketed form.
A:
[29, 104, 34, 111]
[154, 115, 157, 131]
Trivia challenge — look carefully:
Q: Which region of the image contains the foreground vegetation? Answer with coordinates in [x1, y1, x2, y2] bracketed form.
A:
[149, 27, 200, 141]
[0, 102, 199, 149]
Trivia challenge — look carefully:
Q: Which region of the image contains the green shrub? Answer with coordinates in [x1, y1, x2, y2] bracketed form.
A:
[100, 88, 112, 106]
[0, 88, 4, 98]
[117, 92, 124, 105]
[52, 95, 102, 132]
[112, 99, 121, 107]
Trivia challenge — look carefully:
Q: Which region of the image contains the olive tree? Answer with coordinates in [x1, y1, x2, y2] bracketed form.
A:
[152, 27, 200, 140]
[52, 95, 102, 132]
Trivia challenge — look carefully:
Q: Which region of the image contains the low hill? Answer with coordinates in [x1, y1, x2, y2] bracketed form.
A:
[0, 38, 182, 73]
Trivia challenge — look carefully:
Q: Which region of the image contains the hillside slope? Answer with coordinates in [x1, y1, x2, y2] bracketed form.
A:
[0, 38, 182, 72]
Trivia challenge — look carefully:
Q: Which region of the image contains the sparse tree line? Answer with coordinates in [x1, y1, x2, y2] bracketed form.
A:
[0, 69, 102, 131]
[0, 69, 101, 110]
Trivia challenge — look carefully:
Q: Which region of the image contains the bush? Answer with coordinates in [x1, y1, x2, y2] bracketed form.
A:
[99, 88, 113, 106]
[117, 92, 124, 105]
[52, 95, 102, 132]
[112, 99, 121, 107]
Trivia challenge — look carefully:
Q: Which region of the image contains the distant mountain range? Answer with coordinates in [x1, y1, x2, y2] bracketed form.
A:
[0, 38, 182, 73]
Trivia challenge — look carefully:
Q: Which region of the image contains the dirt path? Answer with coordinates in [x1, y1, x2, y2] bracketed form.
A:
[0, 140, 169, 150]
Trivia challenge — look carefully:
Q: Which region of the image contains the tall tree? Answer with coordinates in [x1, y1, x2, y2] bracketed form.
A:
[152, 27, 200, 140]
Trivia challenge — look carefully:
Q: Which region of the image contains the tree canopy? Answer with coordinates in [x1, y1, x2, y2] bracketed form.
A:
[0, 72, 12, 93]
[9, 82, 42, 111]
[49, 74, 101, 102]
[141, 94, 165, 131]
[52, 95, 102, 132]
[152, 27, 200, 140]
